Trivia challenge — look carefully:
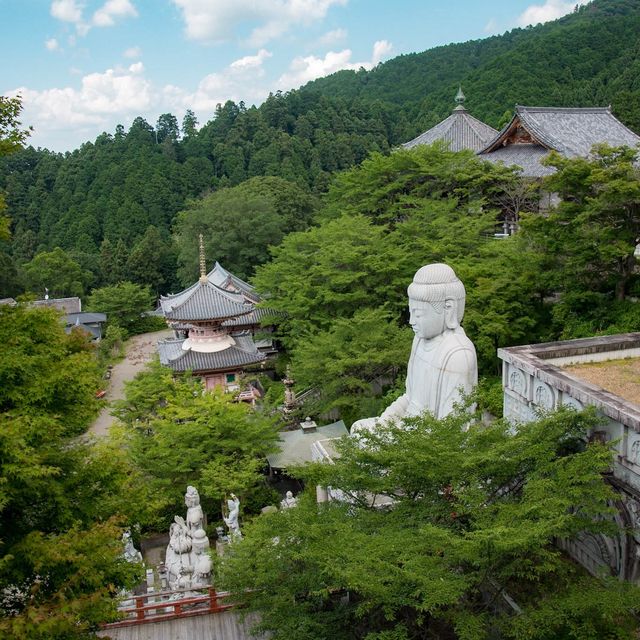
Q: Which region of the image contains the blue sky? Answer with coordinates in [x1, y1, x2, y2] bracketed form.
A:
[1, 0, 590, 152]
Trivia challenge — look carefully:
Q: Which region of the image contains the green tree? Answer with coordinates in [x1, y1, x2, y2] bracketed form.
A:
[113, 361, 279, 527]
[86, 281, 154, 335]
[0, 305, 146, 638]
[526, 145, 640, 303]
[290, 308, 412, 424]
[219, 407, 640, 639]
[126, 225, 177, 295]
[174, 176, 317, 283]
[0, 95, 32, 158]
[22, 247, 88, 298]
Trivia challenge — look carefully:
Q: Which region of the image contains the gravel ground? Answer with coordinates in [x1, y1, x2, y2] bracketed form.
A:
[89, 329, 173, 437]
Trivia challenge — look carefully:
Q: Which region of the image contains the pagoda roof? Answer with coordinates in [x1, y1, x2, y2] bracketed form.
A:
[158, 333, 265, 373]
[159, 279, 251, 322]
[207, 262, 261, 303]
[402, 105, 498, 153]
[222, 306, 281, 328]
[480, 106, 640, 175]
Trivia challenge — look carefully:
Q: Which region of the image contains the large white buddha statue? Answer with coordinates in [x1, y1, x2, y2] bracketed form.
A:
[352, 263, 477, 435]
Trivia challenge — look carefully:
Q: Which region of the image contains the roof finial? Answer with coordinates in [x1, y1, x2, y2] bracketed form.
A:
[454, 86, 466, 111]
[198, 233, 207, 283]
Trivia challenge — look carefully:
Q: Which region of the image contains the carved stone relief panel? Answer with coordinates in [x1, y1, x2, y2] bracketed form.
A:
[533, 380, 555, 410]
[561, 393, 583, 411]
[508, 366, 528, 399]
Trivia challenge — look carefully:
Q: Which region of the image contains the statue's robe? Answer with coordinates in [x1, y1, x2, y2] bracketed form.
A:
[385, 328, 477, 421]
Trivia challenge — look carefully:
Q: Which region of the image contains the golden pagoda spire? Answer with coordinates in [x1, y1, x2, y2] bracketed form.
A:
[199, 234, 207, 283]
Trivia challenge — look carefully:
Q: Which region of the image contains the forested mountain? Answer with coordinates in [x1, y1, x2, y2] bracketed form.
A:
[1, 0, 639, 299]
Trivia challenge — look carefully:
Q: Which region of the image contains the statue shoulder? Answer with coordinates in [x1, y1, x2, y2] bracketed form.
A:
[440, 330, 477, 372]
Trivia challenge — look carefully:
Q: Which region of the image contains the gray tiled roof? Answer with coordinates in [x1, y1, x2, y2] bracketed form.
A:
[266, 420, 349, 469]
[402, 106, 498, 153]
[207, 262, 261, 303]
[157, 335, 265, 373]
[31, 297, 82, 313]
[480, 106, 640, 176]
[66, 312, 107, 325]
[159, 280, 251, 322]
[481, 144, 556, 177]
[222, 307, 279, 327]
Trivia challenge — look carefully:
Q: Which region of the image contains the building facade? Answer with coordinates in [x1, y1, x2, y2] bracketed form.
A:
[499, 334, 640, 582]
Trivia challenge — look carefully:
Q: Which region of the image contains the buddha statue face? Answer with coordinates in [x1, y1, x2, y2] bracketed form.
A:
[409, 298, 458, 340]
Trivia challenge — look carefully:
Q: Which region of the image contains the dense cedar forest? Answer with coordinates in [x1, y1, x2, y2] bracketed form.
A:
[0, 0, 639, 301]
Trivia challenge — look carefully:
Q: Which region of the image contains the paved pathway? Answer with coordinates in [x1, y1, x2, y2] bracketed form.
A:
[90, 329, 173, 437]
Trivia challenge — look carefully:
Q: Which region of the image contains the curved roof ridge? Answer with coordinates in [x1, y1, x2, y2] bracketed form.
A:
[516, 105, 612, 113]
[516, 107, 568, 155]
[463, 111, 498, 141]
[160, 279, 200, 303]
[402, 109, 497, 153]
[163, 279, 251, 321]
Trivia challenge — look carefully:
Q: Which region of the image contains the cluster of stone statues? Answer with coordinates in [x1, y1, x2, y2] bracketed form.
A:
[164, 486, 213, 590]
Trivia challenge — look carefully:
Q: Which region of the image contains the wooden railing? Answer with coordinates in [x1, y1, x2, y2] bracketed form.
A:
[103, 586, 235, 628]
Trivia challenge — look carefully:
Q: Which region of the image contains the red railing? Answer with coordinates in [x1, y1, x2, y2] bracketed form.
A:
[103, 586, 235, 628]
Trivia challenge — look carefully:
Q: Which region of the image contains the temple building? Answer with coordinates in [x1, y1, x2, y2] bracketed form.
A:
[499, 333, 640, 582]
[157, 237, 272, 393]
[402, 87, 498, 153]
[479, 105, 640, 177]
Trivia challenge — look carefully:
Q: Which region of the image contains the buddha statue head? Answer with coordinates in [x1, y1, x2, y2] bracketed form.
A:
[407, 263, 466, 340]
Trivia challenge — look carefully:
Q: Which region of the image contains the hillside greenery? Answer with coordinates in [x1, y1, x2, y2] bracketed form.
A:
[1, 0, 639, 301]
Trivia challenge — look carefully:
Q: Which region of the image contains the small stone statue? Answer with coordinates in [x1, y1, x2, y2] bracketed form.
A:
[122, 530, 143, 563]
[190, 528, 212, 587]
[185, 485, 204, 532]
[280, 490, 298, 509]
[215, 525, 228, 543]
[352, 263, 477, 435]
[165, 516, 192, 590]
[223, 493, 242, 541]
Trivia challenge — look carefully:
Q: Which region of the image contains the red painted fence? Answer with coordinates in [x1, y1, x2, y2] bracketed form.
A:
[103, 586, 235, 628]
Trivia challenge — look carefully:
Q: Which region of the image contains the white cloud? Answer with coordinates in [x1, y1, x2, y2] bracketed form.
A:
[229, 49, 272, 71]
[372, 40, 392, 66]
[92, 0, 138, 27]
[317, 28, 347, 47]
[45, 38, 60, 51]
[50, 0, 138, 35]
[11, 46, 278, 151]
[171, 0, 347, 46]
[123, 46, 142, 59]
[166, 49, 273, 112]
[12, 63, 152, 138]
[50, 0, 82, 23]
[516, 0, 588, 27]
[484, 18, 498, 33]
[278, 39, 393, 90]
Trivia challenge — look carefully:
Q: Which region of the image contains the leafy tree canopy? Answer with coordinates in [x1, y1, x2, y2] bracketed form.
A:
[22, 247, 88, 298]
[219, 407, 640, 640]
[174, 176, 317, 283]
[522, 146, 640, 337]
[0, 305, 147, 639]
[86, 281, 155, 335]
[113, 360, 280, 528]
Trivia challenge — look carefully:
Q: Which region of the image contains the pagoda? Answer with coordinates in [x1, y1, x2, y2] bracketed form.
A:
[157, 236, 267, 391]
[402, 87, 498, 153]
